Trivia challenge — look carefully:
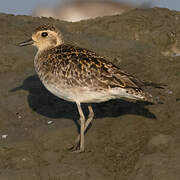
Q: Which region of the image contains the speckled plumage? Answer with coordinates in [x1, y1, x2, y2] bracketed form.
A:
[34, 24, 57, 33]
[19, 24, 153, 152]
[35, 43, 150, 102]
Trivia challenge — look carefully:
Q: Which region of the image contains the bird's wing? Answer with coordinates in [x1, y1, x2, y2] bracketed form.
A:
[72, 45, 144, 89]
[47, 44, 144, 90]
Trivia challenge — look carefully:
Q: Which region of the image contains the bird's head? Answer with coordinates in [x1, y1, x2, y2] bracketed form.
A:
[19, 24, 64, 51]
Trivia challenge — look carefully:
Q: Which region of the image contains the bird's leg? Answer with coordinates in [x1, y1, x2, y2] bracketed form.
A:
[70, 105, 94, 151]
[85, 105, 94, 130]
[76, 102, 86, 152]
[75, 105, 94, 144]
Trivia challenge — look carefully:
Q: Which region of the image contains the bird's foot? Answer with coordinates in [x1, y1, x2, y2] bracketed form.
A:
[67, 135, 80, 150]
[72, 148, 85, 153]
[67, 141, 85, 153]
[67, 143, 79, 151]
[68, 145, 85, 153]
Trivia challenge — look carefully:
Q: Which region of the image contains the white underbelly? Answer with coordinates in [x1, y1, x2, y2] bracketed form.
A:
[42, 81, 114, 103]
[42, 81, 142, 103]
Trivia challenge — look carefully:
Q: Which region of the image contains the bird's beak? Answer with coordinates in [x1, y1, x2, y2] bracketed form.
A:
[18, 38, 34, 47]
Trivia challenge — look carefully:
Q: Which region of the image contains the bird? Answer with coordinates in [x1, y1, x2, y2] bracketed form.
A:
[19, 24, 154, 152]
[33, 0, 138, 22]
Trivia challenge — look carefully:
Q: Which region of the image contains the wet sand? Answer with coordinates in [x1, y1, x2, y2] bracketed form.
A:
[0, 8, 180, 180]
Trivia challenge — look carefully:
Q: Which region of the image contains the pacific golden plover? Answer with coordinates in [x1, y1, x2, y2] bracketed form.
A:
[19, 24, 153, 152]
[33, 0, 138, 22]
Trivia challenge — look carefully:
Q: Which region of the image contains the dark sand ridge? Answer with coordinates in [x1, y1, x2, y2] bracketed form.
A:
[0, 7, 180, 180]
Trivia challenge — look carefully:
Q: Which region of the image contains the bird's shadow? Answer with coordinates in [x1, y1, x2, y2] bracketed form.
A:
[10, 75, 156, 127]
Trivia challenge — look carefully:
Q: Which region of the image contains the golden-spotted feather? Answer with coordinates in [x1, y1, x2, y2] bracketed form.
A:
[19, 24, 159, 152]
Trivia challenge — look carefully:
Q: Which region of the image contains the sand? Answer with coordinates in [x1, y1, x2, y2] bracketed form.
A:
[0, 8, 180, 180]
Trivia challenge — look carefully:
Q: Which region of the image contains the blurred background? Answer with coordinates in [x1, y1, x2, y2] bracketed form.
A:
[0, 0, 179, 22]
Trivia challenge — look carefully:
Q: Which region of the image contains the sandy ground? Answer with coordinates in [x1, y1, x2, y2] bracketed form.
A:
[0, 8, 180, 180]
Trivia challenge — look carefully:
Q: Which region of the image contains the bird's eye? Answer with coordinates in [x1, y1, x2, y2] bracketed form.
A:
[41, 32, 48, 37]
